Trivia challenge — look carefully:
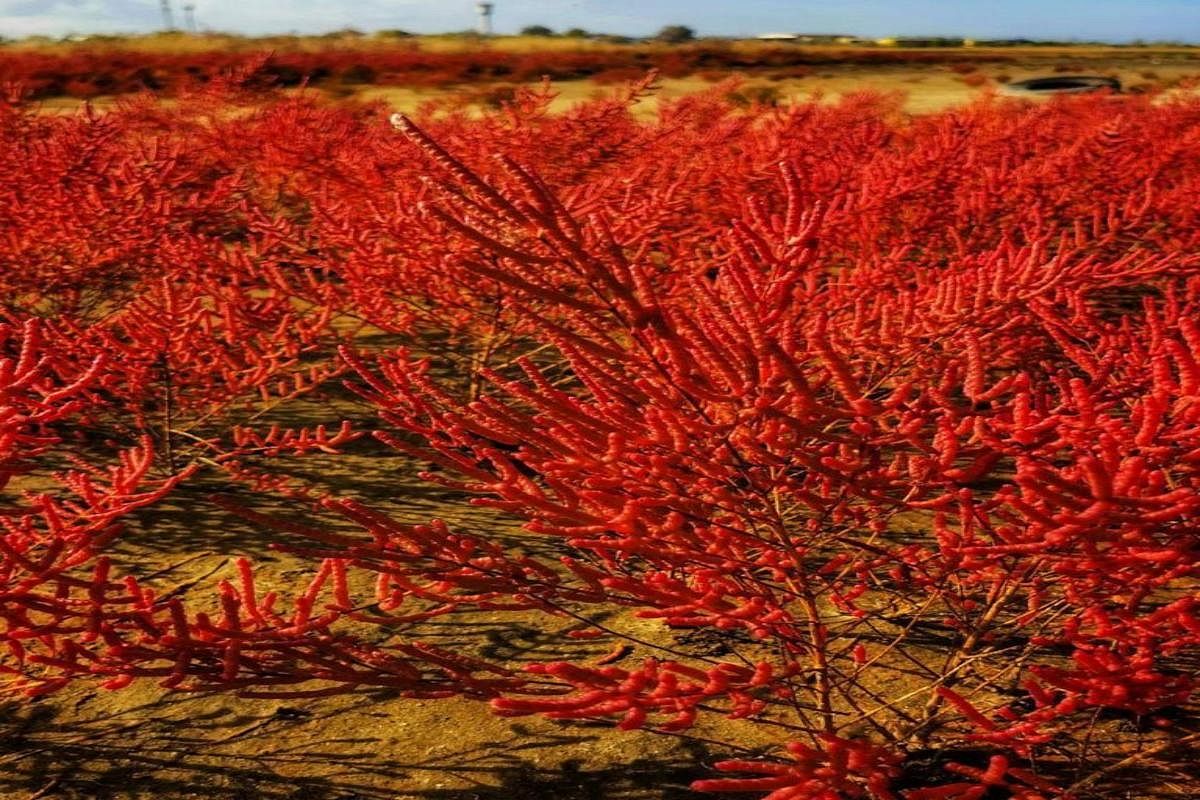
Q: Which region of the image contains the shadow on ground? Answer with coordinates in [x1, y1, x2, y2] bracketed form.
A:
[1, 697, 744, 800]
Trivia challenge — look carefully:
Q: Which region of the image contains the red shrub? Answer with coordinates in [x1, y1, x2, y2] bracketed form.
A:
[1, 82, 1198, 798]
[0, 44, 1017, 100]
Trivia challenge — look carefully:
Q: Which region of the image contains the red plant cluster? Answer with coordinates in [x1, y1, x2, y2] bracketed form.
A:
[2, 77, 1198, 798]
[0, 42, 1017, 99]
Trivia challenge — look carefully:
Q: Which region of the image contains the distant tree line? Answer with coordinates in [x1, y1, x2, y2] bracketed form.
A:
[518, 24, 695, 43]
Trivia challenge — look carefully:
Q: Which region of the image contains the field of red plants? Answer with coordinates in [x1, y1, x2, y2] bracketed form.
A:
[2, 75, 1199, 799]
[0, 41, 1032, 99]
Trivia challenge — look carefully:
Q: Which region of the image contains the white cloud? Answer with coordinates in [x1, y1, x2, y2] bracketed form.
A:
[0, 0, 603, 36]
[1, 0, 151, 36]
[0, 0, 424, 36]
[0, 0, 662, 37]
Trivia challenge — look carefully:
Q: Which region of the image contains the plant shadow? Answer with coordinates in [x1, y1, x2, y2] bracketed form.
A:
[1, 698, 747, 800]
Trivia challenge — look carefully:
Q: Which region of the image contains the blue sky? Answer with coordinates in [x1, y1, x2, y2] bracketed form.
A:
[1, 1, 1198, 42]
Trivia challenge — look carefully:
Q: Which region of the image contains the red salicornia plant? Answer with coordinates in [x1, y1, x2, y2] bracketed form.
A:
[1, 80, 1197, 798]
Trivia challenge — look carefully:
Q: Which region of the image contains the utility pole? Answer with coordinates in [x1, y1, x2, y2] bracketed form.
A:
[160, 0, 175, 30]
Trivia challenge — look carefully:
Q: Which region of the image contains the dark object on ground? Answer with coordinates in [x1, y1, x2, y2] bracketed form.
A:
[1002, 75, 1122, 95]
